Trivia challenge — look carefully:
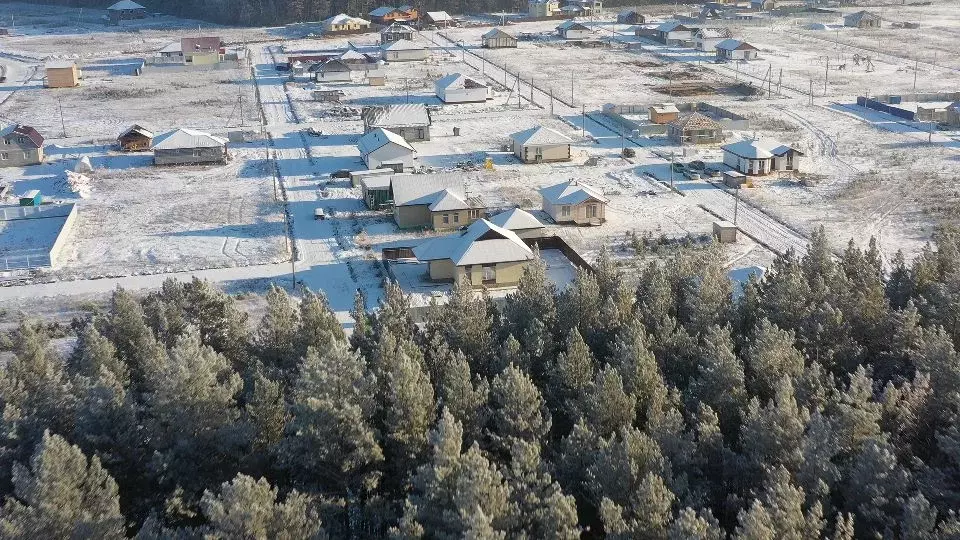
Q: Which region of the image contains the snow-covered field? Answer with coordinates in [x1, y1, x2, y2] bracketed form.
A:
[0, 0, 959, 306]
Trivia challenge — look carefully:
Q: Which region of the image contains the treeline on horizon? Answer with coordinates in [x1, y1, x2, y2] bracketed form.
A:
[1, 227, 960, 537]
[14, 0, 672, 26]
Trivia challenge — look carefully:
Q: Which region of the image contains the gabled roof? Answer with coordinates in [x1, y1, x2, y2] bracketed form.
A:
[414, 218, 533, 266]
[397, 5, 415, 12]
[382, 22, 416, 33]
[845, 10, 880, 23]
[656, 21, 689, 32]
[0, 124, 44, 148]
[181, 36, 222, 53]
[357, 128, 414, 155]
[45, 60, 76, 69]
[428, 189, 470, 211]
[313, 58, 351, 72]
[715, 38, 758, 51]
[558, 20, 590, 31]
[488, 208, 543, 231]
[363, 104, 431, 128]
[119, 124, 154, 139]
[107, 0, 146, 10]
[650, 103, 680, 114]
[391, 173, 465, 207]
[539, 180, 608, 205]
[324, 13, 370, 25]
[435, 72, 487, 92]
[159, 41, 181, 54]
[381, 39, 424, 51]
[510, 126, 572, 146]
[483, 28, 516, 40]
[722, 138, 800, 159]
[338, 49, 376, 62]
[669, 112, 722, 131]
[369, 6, 399, 16]
[153, 128, 227, 150]
[426, 11, 452, 21]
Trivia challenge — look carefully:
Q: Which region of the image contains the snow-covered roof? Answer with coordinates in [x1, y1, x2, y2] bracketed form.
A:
[539, 180, 608, 205]
[722, 138, 799, 159]
[107, 0, 145, 10]
[414, 219, 533, 266]
[483, 28, 516, 40]
[159, 41, 181, 54]
[695, 27, 730, 39]
[426, 11, 452, 21]
[428, 189, 470, 211]
[324, 13, 370, 26]
[510, 126, 572, 146]
[845, 10, 881, 23]
[382, 22, 416, 33]
[357, 128, 414, 155]
[363, 104, 431, 128]
[669, 112, 722, 131]
[656, 21, 688, 32]
[715, 38, 757, 51]
[650, 103, 679, 114]
[488, 208, 543, 231]
[45, 60, 76, 69]
[561, 5, 584, 12]
[339, 49, 373, 62]
[153, 128, 226, 150]
[119, 124, 154, 139]
[391, 173, 466, 207]
[0, 124, 43, 147]
[381, 39, 424, 51]
[557, 20, 590, 31]
[435, 72, 487, 92]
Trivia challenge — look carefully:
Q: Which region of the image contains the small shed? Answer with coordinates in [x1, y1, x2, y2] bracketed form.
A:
[482, 28, 518, 49]
[556, 20, 592, 40]
[362, 103, 432, 141]
[723, 170, 747, 187]
[45, 61, 80, 88]
[361, 174, 394, 209]
[425, 11, 454, 27]
[19, 190, 41, 207]
[649, 103, 680, 124]
[617, 10, 644, 24]
[118, 124, 154, 151]
[713, 220, 737, 243]
[667, 112, 723, 145]
[350, 168, 395, 188]
[539, 180, 607, 225]
[107, 0, 147, 23]
[311, 59, 353, 82]
[844, 10, 881, 29]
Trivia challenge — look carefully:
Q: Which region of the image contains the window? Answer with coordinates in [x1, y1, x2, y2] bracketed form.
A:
[469, 209, 481, 219]
[561, 205, 571, 217]
[482, 265, 496, 283]
[0, 152, 7, 160]
[442, 213, 449, 224]
[416, 128, 424, 139]
[16, 136, 25, 144]
[453, 213, 460, 223]
[193, 149, 203, 157]
[586, 204, 598, 219]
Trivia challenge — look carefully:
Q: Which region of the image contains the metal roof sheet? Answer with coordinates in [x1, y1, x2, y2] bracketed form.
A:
[435, 72, 487, 92]
[381, 39, 424, 51]
[152, 128, 227, 150]
[391, 173, 465, 207]
[722, 138, 799, 159]
[363, 104, 431, 128]
[510, 126, 572, 146]
[482, 28, 516, 40]
[426, 11, 452, 21]
[414, 218, 533, 266]
[107, 0, 145, 10]
[715, 38, 757, 51]
[428, 189, 470, 211]
[488, 208, 543, 230]
[0, 124, 44, 148]
[357, 128, 414, 155]
[119, 124, 154, 139]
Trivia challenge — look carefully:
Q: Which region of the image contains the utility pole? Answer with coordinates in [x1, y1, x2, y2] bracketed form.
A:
[809, 78, 813, 105]
[734, 185, 740, 225]
[517, 72, 521, 109]
[550, 88, 554, 116]
[824, 57, 829, 95]
[581, 104, 585, 136]
[570, 74, 574, 104]
[913, 57, 919, 92]
[669, 151, 675, 189]
[530, 78, 534, 105]
[57, 94, 66, 138]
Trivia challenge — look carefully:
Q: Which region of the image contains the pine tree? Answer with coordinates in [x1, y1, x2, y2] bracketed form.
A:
[245, 370, 286, 460]
[550, 328, 596, 422]
[380, 342, 435, 477]
[843, 436, 911, 533]
[434, 349, 488, 443]
[900, 492, 937, 540]
[372, 281, 415, 341]
[586, 428, 668, 510]
[743, 320, 804, 401]
[255, 285, 301, 376]
[829, 366, 881, 454]
[609, 317, 667, 422]
[488, 365, 551, 455]
[668, 507, 724, 540]
[687, 325, 747, 436]
[599, 472, 675, 539]
[0, 431, 124, 539]
[298, 288, 347, 357]
[71, 323, 129, 386]
[180, 278, 251, 366]
[734, 500, 776, 540]
[430, 280, 495, 376]
[200, 474, 325, 539]
[350, 289, 374, 356]
[578, 366, 636, 439]
[739, 378, 809, 473]
[503, 256, 557, 368]
[503, 441, 579, 539]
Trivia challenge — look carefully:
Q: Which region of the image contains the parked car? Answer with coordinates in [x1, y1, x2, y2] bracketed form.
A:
[330, 169, 351, 179]
[275, 64, 290, 72]
[689, 160, 706, 170]
[671, 162, 686, 173]
[314, 208, 326, 220]
[305, 127, 323, 137]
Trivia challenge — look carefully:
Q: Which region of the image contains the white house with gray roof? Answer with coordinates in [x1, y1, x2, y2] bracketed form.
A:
[435, 73, 489, 103]
[488, 208, 545, 238]
[722, 138, 802, 175]
[413, 218, 534, 287]
[510, 126, 573, 163]
[381, 39, 429, 61]
[357, 128, 415, 170]
[539, 180, 607, 225]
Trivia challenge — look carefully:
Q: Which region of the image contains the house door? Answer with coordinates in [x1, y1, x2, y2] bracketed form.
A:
[535, 146, 543, 163]
[586, 204, 598, 219]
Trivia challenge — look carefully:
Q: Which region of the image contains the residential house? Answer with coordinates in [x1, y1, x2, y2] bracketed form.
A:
[396, 5, 419, 21]
[694, 27, 731, 51]
[0, 124, 44, 167]
[117, 124, 153, 151]
[667, 112, 724, 145]
[509, 126, 572, 163]
[381, 39, 429, 61]
[338, 48, 380, 69]
[153, 128, 228, 166]
[749, 0, 776, 11]
[560, 5, 585, 16]
[945, 102, 960, 128]
[722, 138, 803, 175]
[539, 180, 607, 225]
[649, 103, 680, 124]
[310, 58, 353, 81]
[425, 11, 454, 27]
[844, 10, 881, 28]
[380, 22, 415, 43]
[617, 9, 645, 24]
[107, 0, 146, 23]
[369, 5, 418, 24]
[321, 14, 372, 33]
[362, 104, 432, 142]
[655, 21, 692, 44]
[529, 0, 561, 18]
[557, 20, 592, 39]
[482, 28, 518, 48]
[435, 73, 489, 103]
[715, 38, 759, 60]
[358, 128, 416, 170]
[488, 208, 545, 238]
[413, 218, 534, 287]
[391, 173, 485, 230]
[45, 61, 80, 88]
[180, 36, 224, 64]
[563, 0, 602, 15]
